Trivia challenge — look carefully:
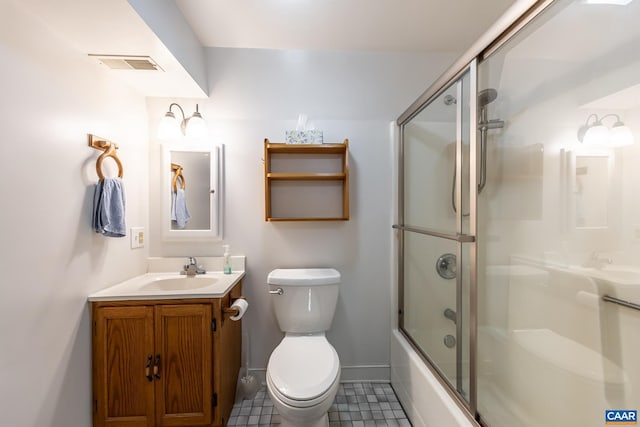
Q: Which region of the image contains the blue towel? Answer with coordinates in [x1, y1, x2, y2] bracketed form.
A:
[92, 177, 126, 237]
[171, 178, 191, 229]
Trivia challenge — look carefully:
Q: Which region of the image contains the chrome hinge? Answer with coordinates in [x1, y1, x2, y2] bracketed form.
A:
[211, 319, 216, 332]
[212, 393, 218, 407]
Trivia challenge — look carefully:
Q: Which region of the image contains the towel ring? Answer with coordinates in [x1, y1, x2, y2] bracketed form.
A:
[96, 144, 124, 180]
[171, 163, 186, 192]
[173, 174, 186, 192]
[89, 134, 124, 180]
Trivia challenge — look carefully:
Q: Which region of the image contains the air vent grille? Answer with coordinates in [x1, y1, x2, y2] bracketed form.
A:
[88, 55, 163, 71]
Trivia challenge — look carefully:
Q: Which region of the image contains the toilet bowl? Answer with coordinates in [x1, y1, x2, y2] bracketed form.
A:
[266, 268, 341, 427]
[267, 335, 340, 427]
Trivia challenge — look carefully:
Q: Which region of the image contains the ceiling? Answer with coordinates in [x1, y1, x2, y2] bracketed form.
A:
[16, 0, 518, 97]
[176, 0, 516, 52]
[15, 0, 208, 97]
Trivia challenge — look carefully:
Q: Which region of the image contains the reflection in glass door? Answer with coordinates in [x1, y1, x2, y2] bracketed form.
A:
[476, 0, 640, 425]
[396, 0, 640, 425]
[399, 70, 473, 403]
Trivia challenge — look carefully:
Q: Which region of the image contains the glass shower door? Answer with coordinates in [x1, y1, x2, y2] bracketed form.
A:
[476, 0, 640, 425]
[399, 70, 473, 402]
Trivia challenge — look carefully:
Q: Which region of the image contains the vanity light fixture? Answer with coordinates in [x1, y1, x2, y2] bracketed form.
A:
[158, 103, 207, 140]
[577, 113, 634, 147]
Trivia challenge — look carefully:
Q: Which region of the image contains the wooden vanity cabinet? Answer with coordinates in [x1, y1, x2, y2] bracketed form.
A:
[91, 282, 242, 427]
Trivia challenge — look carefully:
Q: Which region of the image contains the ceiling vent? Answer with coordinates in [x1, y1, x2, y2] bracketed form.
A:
[88, 55, 163, 71]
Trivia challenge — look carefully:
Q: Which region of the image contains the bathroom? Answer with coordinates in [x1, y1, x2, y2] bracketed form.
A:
[2, 0, 639, 427]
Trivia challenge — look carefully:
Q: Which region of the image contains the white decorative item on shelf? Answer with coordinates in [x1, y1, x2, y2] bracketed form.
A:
[286, 113, 323, 144]
[285, 130, 323, 144]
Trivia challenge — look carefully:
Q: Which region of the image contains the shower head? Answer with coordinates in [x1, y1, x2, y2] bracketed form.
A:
[478, 88, 498, 107]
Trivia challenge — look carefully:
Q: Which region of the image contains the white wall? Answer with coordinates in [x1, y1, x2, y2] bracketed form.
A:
[147, 47, 457, 379]
[0, 2, 149, 426]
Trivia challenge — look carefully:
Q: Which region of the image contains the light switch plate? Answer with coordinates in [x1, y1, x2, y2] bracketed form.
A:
[130, 226, 144, 249]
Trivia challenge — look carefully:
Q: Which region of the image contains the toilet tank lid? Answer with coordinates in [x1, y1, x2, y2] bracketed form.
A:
[268, 268, 341, 286]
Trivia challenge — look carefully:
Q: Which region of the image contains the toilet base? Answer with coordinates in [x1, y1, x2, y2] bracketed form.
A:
[279, 412, 328, 427]
[266, 370, 339, 427]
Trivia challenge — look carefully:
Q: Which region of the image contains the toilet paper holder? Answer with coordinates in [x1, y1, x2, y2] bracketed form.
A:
[223, 296, 247, 317]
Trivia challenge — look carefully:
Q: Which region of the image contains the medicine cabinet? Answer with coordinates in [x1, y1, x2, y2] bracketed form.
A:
[161, 143, 224, 240]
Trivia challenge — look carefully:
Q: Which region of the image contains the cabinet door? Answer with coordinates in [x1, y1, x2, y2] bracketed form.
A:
[94, 306, 155, 427]
[154, 304, 213, 426]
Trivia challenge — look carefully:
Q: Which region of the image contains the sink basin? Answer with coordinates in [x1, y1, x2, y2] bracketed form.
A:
[568, 265, 640, 305]
[141, 276, 218, 291]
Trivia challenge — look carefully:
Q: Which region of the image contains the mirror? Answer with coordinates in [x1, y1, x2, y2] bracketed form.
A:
[162, 143, 224, 240]
[574, 154, 609, 228]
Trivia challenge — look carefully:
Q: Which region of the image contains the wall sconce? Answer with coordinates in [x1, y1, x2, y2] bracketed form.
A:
[577, 113, 634, 147]
[158, 103, 207, 140]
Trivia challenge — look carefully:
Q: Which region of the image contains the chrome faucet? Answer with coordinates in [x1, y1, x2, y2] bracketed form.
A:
[181, 256, 206, 276]
[583, 251, 613, 269]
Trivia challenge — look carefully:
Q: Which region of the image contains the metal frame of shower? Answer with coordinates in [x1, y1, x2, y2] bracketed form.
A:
[393, 0, 556, 424]
[393, 60, 480, 426]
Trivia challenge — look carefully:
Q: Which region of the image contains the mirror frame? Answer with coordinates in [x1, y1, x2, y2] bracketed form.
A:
[161, 143, 224, 241]
[562, 147, 612, 232]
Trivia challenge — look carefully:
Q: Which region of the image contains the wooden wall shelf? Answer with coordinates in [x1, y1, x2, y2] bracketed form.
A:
[264, 138, 350, 221]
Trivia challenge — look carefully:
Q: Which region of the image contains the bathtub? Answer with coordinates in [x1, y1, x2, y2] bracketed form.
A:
[390, 328, 476, 427]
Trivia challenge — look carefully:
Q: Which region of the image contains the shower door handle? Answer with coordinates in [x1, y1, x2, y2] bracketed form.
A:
[392, 225, 475, 243]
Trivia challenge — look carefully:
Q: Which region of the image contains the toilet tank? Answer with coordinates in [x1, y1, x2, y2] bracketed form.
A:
[267, 268, 340, 333]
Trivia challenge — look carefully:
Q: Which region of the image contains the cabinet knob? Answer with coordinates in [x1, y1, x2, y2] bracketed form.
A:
[145, 354, 153, 382]
[153, 354, 161, 379]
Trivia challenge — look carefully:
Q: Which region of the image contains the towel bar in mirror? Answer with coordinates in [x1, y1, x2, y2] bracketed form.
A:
[161, 143, 224, 240]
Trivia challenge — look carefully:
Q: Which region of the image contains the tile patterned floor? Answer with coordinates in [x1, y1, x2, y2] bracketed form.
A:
[227, 382, 412, 427]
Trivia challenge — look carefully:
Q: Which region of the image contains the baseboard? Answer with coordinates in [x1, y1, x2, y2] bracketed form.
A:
[340, 365, 390, 382]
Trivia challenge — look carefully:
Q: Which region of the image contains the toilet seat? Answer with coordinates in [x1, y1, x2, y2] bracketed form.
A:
[267, 369, 340, 409]
[267, 335, 340, 407]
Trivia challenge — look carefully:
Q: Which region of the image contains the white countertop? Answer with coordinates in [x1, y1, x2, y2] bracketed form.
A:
[88, 256, 246, 302]
[88, 271, 245, 301]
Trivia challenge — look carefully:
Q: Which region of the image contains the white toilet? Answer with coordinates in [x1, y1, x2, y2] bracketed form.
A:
[266, 268, 341, 427]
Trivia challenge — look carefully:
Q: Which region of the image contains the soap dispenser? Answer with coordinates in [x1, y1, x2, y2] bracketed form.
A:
[223, 244, 232, 274]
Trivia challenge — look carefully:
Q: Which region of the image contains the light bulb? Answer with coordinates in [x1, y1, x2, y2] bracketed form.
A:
[609, 123, 634, 147]
[158, 111, 181, 140]
[186, 112, 207, 138]
[583, 123, 609, 146]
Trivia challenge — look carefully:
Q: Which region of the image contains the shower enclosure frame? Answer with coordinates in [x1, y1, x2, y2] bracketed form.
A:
[393, 59, 479, 424]
[393, 0, 556, 424]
